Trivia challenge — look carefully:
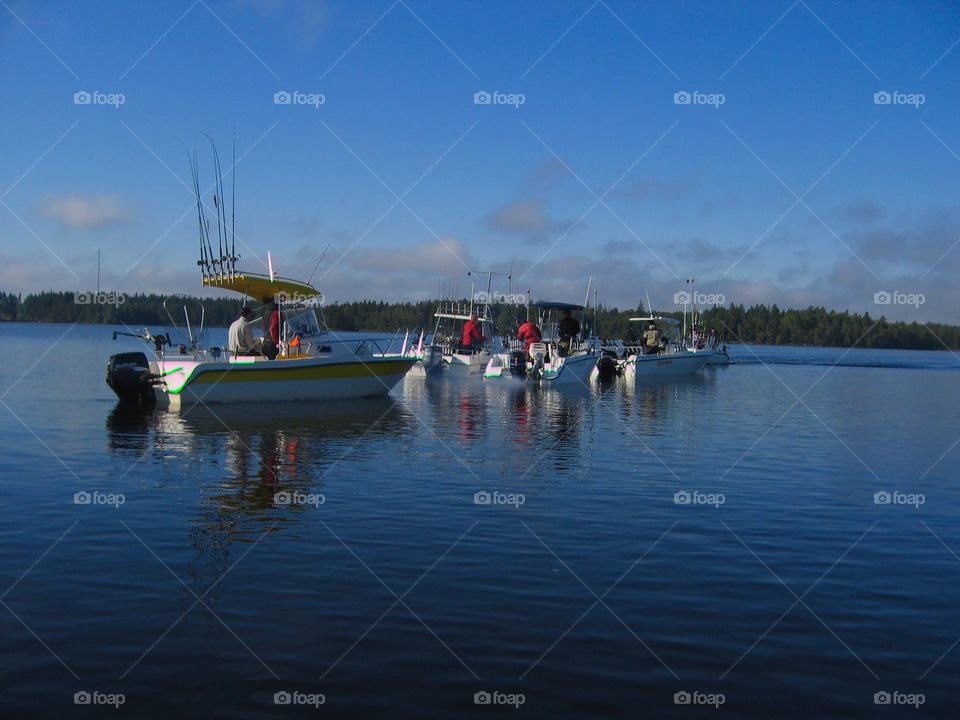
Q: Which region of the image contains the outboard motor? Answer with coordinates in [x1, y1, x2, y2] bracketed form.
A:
[508, 350, 528, 378]
[421, 344, 443, 375]
[528, 342, 547, 378]
[596, 351, 618, 382]
[106, 352, 156, 408]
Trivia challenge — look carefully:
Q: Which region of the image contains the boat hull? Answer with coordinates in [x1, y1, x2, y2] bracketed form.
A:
[153, 355, 415, 406]
[624, 351, 710, 378]
[705, 350, 730, 365]
[485, 351, 598, 387]
[443, 350, 491, 374]
[539, 352, 598, 386]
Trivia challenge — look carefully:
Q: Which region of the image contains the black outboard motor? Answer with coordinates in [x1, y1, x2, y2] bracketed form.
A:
[508, 350, 528, 378]
[106, 352, 156, 408]
[597, 351, 618, 382]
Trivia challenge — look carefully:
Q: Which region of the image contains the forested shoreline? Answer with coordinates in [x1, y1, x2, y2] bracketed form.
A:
[0, 290, 957, 350]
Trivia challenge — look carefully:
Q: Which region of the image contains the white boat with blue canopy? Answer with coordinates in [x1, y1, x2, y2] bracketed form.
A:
[484, 301, 598, 386]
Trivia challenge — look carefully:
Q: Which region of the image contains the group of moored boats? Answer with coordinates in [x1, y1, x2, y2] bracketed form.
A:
[404, 297, 729, 386]
[106, 267, 729, 409]
[104, 145, 728, 409]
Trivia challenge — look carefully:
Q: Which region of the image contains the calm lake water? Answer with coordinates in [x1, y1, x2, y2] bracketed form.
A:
[1, 322, 959, 718]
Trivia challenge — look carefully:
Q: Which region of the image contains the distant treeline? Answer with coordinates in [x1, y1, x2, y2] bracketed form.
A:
[1, 290, 957, 350]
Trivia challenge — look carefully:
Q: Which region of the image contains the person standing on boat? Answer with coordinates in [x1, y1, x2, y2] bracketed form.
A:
[558, 309, 580, 340]
[257, 299, 282, 360]
[462, 312, 488, 352]
[228, 307, 260, 356]
[557, 308, 581, 356]
[262, 299, 284, 346]
[644, 322, 662, 355]
[517, 318, 542, 356]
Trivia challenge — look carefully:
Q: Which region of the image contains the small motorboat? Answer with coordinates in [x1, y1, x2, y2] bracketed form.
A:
[105, 141, 416, 407]
[484, 301, 598, 387]
[621, 316, 710, 379]
[106, 273, 416, 408]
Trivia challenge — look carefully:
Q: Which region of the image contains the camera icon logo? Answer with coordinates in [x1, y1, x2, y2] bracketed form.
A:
[274, 690, 292, 705]
[673, 291, 691, 305]
[74, 691, 92, 705]
[73, 291, 92, 305]
[874, 690, 891, 704]
[73, 90, 92, 105]
[674, 490, 692, 505]
[274, 492, 292, 506]
[474, 491, 491, 505]
[873, 91, 891, 105]
[673, 91, 691, 105]
[74, 491, 92, 505]
[474, 90, 492, 105]
[873, 290, 891, 305]
[474, 690, 491, 705]
[674, 690, 692, 704]
[273, 90, 292, 105]
[874, 491, 891, 505]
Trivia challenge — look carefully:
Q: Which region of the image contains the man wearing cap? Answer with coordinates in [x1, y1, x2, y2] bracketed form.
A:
[228, 307, 260, 356]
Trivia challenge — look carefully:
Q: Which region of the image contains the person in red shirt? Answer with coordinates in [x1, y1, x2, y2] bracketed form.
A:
[517, 319, 542, 355]
[269, 305, 282, 345]
[462, 312, 488, 351]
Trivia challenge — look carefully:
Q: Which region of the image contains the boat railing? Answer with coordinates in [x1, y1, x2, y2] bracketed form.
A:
[434, 301, 489, 322]
[314, 335, 410, 358]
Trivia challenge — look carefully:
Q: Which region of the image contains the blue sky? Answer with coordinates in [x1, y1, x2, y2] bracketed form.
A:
[1, 0, 958, 322]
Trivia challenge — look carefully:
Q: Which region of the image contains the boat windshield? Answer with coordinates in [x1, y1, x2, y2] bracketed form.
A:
[283, 308, 323, 340]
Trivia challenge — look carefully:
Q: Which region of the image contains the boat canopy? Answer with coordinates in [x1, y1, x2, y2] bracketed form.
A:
[530, 301, 585, 311]
[629, 316, 680, 327]
[203, 272, 320, 302]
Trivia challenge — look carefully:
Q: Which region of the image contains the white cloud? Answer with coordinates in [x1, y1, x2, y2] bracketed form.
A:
[40, 193, 132, 230]
[486, 198, 576, 244]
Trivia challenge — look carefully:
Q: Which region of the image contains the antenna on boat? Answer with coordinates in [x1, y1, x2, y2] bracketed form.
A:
[583, 276, 592, 308]
[307, 243, 329, 287]
[268, 251, 276, 281]
[594, 287, 598, 341]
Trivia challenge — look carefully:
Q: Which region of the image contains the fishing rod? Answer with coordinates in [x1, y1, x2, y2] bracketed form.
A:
[230, 132, 238, 278]
[189, 152, 207, 278]
[204, 134, 226, 277]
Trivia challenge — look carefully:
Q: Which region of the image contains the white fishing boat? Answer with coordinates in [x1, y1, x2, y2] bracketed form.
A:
[107, 273, 416, 408]
[484, 301, 598, 387]
[428, 300, 496, 374]
[677, 278, 730, 365]
[621, 316, 710, 379]
[104, 142, 415, 407]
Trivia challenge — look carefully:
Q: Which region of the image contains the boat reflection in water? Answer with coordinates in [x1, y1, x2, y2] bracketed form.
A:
[108, 398, 414, 507]
[407, 378, 596, 488]
[106, 398, 416, 600]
